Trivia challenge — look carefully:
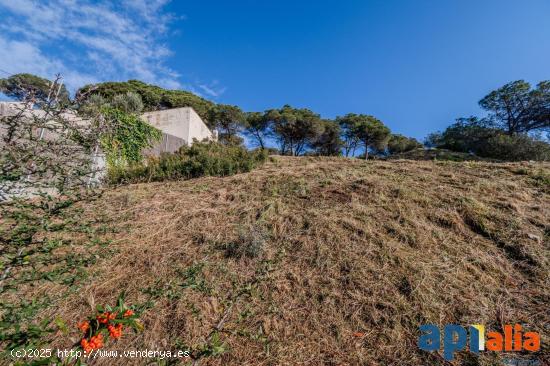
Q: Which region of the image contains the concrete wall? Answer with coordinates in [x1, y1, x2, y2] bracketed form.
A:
[143, 132, 186, 156]
[186, 107, 214, 143]
[141, 107, 214, 146]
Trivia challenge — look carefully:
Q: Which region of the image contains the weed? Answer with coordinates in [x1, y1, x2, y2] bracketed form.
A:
[224, 225, 268, 259]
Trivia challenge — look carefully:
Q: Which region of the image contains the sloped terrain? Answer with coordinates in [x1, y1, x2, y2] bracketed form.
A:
[386, 148, 492, 162]
[7, 157, 549, 365]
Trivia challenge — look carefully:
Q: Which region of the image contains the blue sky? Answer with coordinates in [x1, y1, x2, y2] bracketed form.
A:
[1, 0, 549, 139]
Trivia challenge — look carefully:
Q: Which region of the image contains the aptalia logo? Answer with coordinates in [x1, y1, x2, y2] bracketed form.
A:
[418, 324, 541, 361]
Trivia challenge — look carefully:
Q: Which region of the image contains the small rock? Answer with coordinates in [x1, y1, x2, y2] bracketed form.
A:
[527, 233, 541, 243]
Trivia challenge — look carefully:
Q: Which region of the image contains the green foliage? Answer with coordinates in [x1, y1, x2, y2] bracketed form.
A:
[245, 111, 271, 149]
[0, 299, 58, 365]
[266, 105, 324, 156]
[387, 134, 422, 155]
[100, 107, 162, 166]
[337, 114, 363, 157]
[311, 120, 343, 156]
[107, 141, 268, 184]
[479, 80, 549, 134]
[208, 104, 245, 145]
[78, 80, 215, 126]
[111, 91, 144, 114]
[428, 117, 550, 161]
[337, 114, 390, 158]
[479, 134, 550, 161]
[0, 201, 117, 364]
[0, 73, 70, 104]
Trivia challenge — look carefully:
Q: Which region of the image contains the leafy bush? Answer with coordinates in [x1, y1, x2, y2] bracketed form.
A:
[78, 80, 215, 126]
[428, 118, 550, 161]
[107, 141, 268, 184]
[100, 107, 162, 166]
[478, 134, 550, 161]
[387, 134, 423, 154]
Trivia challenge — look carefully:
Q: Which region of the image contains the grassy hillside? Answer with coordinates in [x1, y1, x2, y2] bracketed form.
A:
[3, 157, 549, 365]
[386, 148, 493, 162]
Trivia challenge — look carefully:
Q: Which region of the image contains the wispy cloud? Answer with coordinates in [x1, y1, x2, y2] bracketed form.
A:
[0, 0, 184, 92]
[198, 80, 228, 98]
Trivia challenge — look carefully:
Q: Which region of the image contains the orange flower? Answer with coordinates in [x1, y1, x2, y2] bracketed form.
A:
[78, 321, 90, 333]
[89, 334, 104, 349]
[123, 309, 134, 317]
[81, 338, 93, 353]
[353, 332, 366, 338]
[97, 312, 116, 324]
[108, 324, 123, 339]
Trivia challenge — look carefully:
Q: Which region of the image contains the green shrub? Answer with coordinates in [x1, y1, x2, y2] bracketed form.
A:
[428, 118, 550, 161]
[478, 134, 550, 161]
[107, 142, 268, 184]
[387, 134, 423, 155]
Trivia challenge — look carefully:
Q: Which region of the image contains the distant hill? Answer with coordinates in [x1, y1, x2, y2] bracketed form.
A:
[78, 80, 215, 125]
[8, 157, 549, 365]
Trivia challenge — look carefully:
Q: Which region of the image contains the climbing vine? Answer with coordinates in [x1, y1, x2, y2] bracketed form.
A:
[100, 107, 161, 167]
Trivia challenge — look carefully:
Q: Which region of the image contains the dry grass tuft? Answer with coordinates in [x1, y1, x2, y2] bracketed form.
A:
[6, 157, 549, 365]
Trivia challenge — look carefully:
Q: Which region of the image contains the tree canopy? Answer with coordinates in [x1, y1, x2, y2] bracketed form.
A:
[337, 113, 364, 157]
[0, 74, 430, 158]
[426, 117, 550, 161]
[311, 120, 343, 156]
[387, 134, 423, 155]
[265, 105, 324, 156]
[479, 80, 550, 135]
[77, 80, 215, 126]
[337, 114, 391, 158]
[0, 73, 70, 104]
[244, 111, 271, 149]
[207, 104, 246, 145]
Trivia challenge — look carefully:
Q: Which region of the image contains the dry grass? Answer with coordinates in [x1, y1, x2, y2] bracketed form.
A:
[7, 157, 550, 365]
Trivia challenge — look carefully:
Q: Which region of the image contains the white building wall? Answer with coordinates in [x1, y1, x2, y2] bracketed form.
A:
[186, 107, 214, 143]
[141, 107, 214, 145]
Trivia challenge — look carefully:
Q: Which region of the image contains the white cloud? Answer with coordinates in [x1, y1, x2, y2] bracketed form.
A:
[0, 35, 97, 91]
[198, 81, 228, 98]
[0, 0, 180, 92]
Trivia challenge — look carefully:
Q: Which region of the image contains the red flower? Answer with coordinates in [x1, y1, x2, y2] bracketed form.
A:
[123, 309, 134, 317]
